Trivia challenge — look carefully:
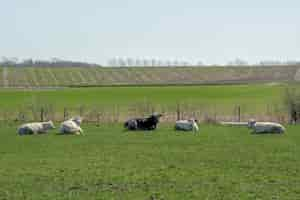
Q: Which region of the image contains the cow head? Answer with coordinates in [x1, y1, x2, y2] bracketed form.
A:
[248, 119, 256, 128]
[149, 113, 163, 124]
[71, 116, 83, 126]
[152, 112, 163, 118]
[188, 118, 198, 123]
[43, 120, 56, 130]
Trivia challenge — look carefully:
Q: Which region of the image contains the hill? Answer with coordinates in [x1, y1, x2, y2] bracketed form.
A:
[0, 65, 299, 87]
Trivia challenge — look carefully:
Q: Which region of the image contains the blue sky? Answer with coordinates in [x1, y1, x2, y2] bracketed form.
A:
[0, 0, 299, 65]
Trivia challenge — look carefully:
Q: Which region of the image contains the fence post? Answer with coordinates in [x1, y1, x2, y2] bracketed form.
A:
[40, 107, 44, 122]
[114, 105, 119, 123]
[97, 112, 100, 127]
[63, 108, 68, 120]
[79, 105, 84, 117]
[151, 106, 155, 114]
[237, 106, 241, 122]
[176, 103, 181, 120]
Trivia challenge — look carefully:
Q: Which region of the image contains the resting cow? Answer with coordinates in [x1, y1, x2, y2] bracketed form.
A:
[175, 119, 199, 132]
[219, 121, 248, 127]
[124, 113, 163, 131]
[60, 117, 84, 135]
[18, 121, 55, 135]
[248, 119, 285, 134]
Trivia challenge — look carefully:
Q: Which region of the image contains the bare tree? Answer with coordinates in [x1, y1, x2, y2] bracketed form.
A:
[127, 58, 134, 66]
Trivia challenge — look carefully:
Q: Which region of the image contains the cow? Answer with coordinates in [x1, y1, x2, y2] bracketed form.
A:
[124, 113, 163, 131]
[219, 121, 249, 127]
[175, 118, 199, 132]
[248, 119, 285, 134]
[60, 117, 84, 135]
[18, 121, 55, 135]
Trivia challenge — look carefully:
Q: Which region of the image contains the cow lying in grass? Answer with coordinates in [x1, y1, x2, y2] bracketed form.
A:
[124, 113, 163, 131]
[18, 121, 55, 135]
[175, 119, 199, 132]
[60, 117, 84, 135]
[248, 119, 285, 134]
[219, 121, 248, 127]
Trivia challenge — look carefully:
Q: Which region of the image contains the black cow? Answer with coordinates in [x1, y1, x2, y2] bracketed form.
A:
[124, 113, 163, 131]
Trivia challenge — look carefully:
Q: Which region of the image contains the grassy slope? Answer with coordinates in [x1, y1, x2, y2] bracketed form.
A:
[1, 124, 300, 199]
[2, 65, 299, 87]
[0, 84, 285, 115]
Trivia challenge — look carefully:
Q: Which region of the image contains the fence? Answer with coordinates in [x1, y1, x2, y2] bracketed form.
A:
[0, 101, 289, 125]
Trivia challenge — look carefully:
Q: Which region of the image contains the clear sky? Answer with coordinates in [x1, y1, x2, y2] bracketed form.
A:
[1, 0, 299, 65]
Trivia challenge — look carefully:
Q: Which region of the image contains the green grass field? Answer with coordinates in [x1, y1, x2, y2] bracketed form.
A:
[0, 84, 287, 118]
[1, 124, 300, 199]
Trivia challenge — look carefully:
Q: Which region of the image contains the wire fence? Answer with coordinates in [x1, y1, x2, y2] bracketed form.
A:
[0, 101, 289, 125]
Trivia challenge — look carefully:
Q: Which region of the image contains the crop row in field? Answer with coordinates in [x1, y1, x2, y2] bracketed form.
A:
[0, 65, 299, 87]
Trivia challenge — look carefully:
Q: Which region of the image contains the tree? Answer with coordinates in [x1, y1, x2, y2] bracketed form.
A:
[285, 87, 300, 124]
[117, 58, 126, 66]
[126, 58, 134, 66]
[197, 61, 204, 66]
[228, 58, 248, 66]
[135, 58, 142, 66]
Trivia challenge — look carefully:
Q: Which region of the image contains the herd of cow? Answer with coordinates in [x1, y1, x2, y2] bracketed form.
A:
[17, 112, 286, 136]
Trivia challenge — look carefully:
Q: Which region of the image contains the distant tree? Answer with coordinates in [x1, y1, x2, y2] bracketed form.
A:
[182, 61, 190, 66]
[173, 60, 179, 66]
[197, 61, 204, 66]
[107, 58, 118, 66]
[259, 60, 282, 66]
[285, 60, 300, 65]
[157, 59, 163, 66]
[117, 58, 126, 66]
[228, 58, 248, 66]
[127, 58, 134, 66]
[21, 58, 33, 67]
[0, 57, 101, 68]
[135, 58, 142, 66]
[0, 57, 17, 67]
[166, 60, 172, 67]
[143, 59, 150, 67]
[151, 58, 157, 66]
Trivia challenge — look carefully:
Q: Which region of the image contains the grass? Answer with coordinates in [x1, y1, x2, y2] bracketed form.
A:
[0, 123, 300, 199]
[0, 84, 287, 115]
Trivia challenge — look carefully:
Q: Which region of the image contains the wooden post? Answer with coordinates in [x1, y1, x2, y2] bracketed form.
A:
[21, 112, 25, 122]
[63, 107, 67, 120]
[237, 106, 241, 122]
[96, 112, 100, 127]
[151, 106, 155, 115]
[40, 107, 44, 122]
[79, 105, 84, 117]
[176, 103, 181, 120]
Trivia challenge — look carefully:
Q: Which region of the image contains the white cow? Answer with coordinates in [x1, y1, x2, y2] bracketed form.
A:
[18, 121, 55, 135]
[219, 121, 248, 127]
[175, 119, 199, 132]
[60, 117, 83, 135]
[248, 119, 285, 134]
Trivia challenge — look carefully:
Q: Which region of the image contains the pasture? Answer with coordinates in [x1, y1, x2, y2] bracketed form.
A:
[1, 124, 300, 199]
[0, 84, 288, 122]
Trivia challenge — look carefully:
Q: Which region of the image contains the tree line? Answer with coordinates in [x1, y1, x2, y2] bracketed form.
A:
[0, 57, 102, 68]
[107, 57, 300, 67]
